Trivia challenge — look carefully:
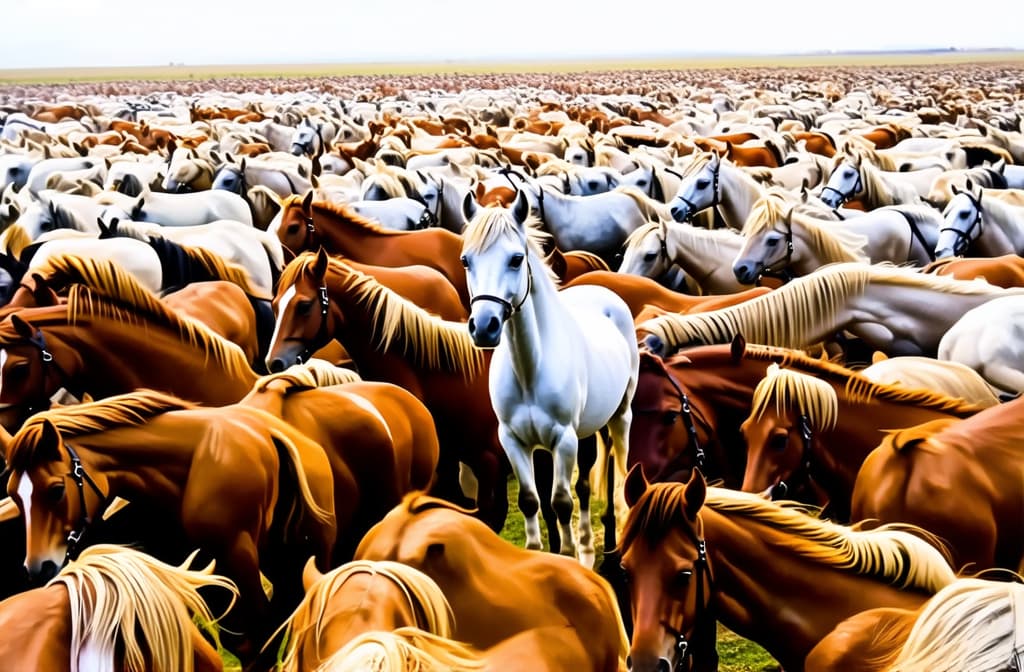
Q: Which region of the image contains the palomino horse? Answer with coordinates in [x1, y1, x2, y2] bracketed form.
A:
[355, 493, 629, 671]
[806, 577, 1024, 671]
[936, 181, 1024, 258]
[733, 195, 940, 284]
[620, 468, 955, 672]
[738, 362, 983, 518]
[0, 282, 258, 430]
[264, 250, 519, 536]
[276, 558, 454, 672]
[461, 198, 639, 565]
[618, 220, 752, 294]
[3, 390, 336, 654]
[240, 363, 440, 560]
[860, 354, 1001, 408]
[853, 397, 1024, 573]
[273, 192, 470, 307]
[0, 544, 237, 672]
[639, 262, 1024, 359]
[162, 143, 215, 192]
[562, 270, 771, 320]
[924, 254, 1024, 288]
[938, 294, 1024, 395]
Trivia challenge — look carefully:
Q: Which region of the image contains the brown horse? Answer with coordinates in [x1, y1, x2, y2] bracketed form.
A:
[0, 283, 258, 430]
[564, 270, 771, 319]
[852, 396, 1024, 573]
[620, 468, 955, 672]
[265, 249, 519, 533]
[273, 192, 470, 307]
[240, 363, 440, 560]
[739, 360, 983, 519]
[924, 253, 1024, 288]
[276, 558, 455, 672]
[0, 544, 236, 672]
[3, 390, 335, 656]
[355, 493, 628, 671]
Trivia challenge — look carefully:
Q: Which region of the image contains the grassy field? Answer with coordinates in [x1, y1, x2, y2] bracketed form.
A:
[1, 50, 1022, 84]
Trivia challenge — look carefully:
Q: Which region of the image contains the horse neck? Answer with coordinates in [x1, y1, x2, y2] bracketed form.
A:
[979, 198, 1024, 254]
[503, 255, 561, 386]
[666, 223, 740, 290]
[718, 165, 762, 229]
[861, 163, 896, 208]
[0, 584, 71, 668]
[312, 205, 391, 254]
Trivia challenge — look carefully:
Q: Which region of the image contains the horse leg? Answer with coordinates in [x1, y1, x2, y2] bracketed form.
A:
[575, 433, 598, 569]
[551, 427, 580, 561]
[534, 449, 560, 553]
[500, 426, 543, 551]
[210, 535, 271, 667]
[605, 402, 634, 541]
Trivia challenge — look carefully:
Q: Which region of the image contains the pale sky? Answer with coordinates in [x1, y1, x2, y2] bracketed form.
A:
[3, 0, 1022, 69]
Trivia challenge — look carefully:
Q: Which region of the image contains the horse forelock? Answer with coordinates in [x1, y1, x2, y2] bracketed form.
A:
[750, 363, 838, 432]
[461, 205, 550, 262]
[54, 545, 236, 672]
[743, 194, 868, 264]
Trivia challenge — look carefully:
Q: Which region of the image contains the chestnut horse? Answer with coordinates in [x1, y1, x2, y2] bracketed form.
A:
[276, 558, 454, 672]
[3, 390, 336, 656]
[852, 396, 1024, 573]
[355, 493, 628, 672]
[739, 361, 983, 519]
[620, 468, 955, 672]
[0, 544, 237, 672]
[240, 363, 440, 560]
[924, 253, 1024, 288]
[806, 577, 1024, 671]
[272, 192, 470, 307]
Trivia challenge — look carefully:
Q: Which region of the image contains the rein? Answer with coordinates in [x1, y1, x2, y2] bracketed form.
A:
[939, 192, 984, 257]
[63, 441, 108, 562]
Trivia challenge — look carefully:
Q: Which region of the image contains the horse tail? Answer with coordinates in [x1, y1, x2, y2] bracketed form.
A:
[267, 422, 333, 530]
[257, 233, 285, 292]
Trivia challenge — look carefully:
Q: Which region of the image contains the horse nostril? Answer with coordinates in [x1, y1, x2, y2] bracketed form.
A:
[268, 358, 286, 373]
[626, 655, 632, 669]
[467, 316, 477, 334]
[656, 658, 671, 672]
[485, 316, 500, 336]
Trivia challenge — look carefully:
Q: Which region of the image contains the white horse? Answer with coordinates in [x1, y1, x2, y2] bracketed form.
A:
[460, 193, 638, 567]
[819, 151, 924, 209]
[616, 162, 684, 203]
[667, 150, 767, 229]
[17, 190, 106, 239]
[96, 188, 253, 227]
[938, 294, 1024, 396]
[936, 181, 1024, 258]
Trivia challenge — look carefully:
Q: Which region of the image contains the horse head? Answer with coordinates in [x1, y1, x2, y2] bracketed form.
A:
[265, 248, 331, 373]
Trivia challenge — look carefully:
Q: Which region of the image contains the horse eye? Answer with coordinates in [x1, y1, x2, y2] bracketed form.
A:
[643, 252, 658, 262]
[286, 223, 300, 235]
[770, 433, 788, 452]
[696, 179, 710, 189]
[674, 570, 693, 588]
[766, 238, 779, 247]
[844, 170, 855, 178]
[40, 221, 54, 232]
[509, 253, 525, 269]
[47, 483, 65, 504]
[662, 410, 679, 426]
[295, 300, 314, 316]
[959, 211, 970, 219]
[459, 255, 469, 269]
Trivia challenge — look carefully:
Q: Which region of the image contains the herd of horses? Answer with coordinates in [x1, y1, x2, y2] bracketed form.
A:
[0, 61, 1023, 671]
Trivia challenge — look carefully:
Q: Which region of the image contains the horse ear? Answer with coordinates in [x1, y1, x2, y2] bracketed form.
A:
[35, 419, 63, 463]
[965, 178, 974, 192]
[683, 467, 707, 520]
[0, 498, 20, 523]
[312, 247, 329, 280]
[29, 273, 55, 306]
[512, 188, 530, 225]
[951, 184, 960, 195]
[302, 556, 323, 591]
[96, 216, 109, 236]
[993, 158, 1006, 173]
[624, 463, 649, 508]
[548, 247, 567, 281]
[461, 191, 479, 223]
[301, 190, 314, 215]
[730, 333, 747, 361]
[130, 195, 145, 220]
[10, 313, 37, 341]
[871, 350, 888, 364]
[239, 157, 247, 172]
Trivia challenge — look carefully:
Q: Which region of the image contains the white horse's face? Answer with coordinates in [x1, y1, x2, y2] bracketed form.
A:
[733, 223, 789, 284]
[291, 123, 318, 156]
[16, 202, 50, 240]
[669, 157, 719, 222]
[820, 160, 861, 208]
[564, 144, 590, 167]
[936, 191, 982, 258]
[211, 166, 244, 194]
[620, 227, 670, 279]
[417, 175, 443, 224]
[462, 227, 530, 348]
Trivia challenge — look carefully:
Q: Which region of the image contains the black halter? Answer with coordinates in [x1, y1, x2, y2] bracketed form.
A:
[939, 191, 984, 258]
[676, 161, 720, 221]
[300, 210, 319, 250]
[63, 442, 107, 562]
[468, 250, 533, 322]
[411, 180, 444, 229]
[664, 526, 714, 671]
[296, 284, 331, 364]
[23, 328, 78, 418]
[770, 413, 814, 500]
[756, 209, 797, 285]
[633, 366, 707, 476]
[821, 166, 862, 206]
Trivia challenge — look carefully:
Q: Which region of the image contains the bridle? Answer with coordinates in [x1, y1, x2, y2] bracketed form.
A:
[411, 179, 444, 229]
[295, 284, 331, 365]
[20, 327, 79, 418]
[820, 163, 863, 206]
[660, 518, 715, 671]
[466, 246, 533, 323]
[633, 366, 709, 478]
[673, 161, 720, 221]
[62, 441, 107, 563]
[768, 413, 814, 500]
[755, 208, 796, 285]
[939, 191, 984, 257]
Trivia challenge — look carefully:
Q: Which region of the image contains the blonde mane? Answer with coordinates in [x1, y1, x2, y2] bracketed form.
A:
[742, 193, 869, 264]
[639, 262, 1007, 352]
[612, 184, 673, 222]
[623, 483, 956, 593]
[461, 204, 552, 267]
[361, 163, 415, 199]
[8, 390, 194, 470]
[279, 253, 485, 378]
[278, 561, 457, 672]
[890, 577, 1024, 672]
[254, 359, 362, 394]
[0, 222, 31, 257]
[750, 363, 838, 431]
[316, 627, 485, 672]
[623, 220, 742, 266]
[54, 545, 237, 672]
[830, 145, 919, 206]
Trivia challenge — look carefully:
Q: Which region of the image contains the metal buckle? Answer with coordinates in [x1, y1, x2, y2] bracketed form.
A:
[41, 349, 53, 363]
[67, 528, 83, 546]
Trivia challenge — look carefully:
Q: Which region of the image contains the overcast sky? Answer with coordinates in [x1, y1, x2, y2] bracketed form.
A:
[3, 0, 1022, 69]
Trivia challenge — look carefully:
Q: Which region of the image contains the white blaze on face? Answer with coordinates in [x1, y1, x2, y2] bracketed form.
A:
[267, 284, 298, 366]
[17, 474, 32, 546]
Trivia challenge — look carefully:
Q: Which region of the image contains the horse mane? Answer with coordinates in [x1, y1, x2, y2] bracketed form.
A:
[0, 222, 32, 257]
[253, 359, 362, 394]
[639, 262, 1007, 353]
[53, 545, 236, 672]
[750, 363, 838, 431]
[361, 163, 413, 199]
[146, 237, 259, 296]
[401, 490, 478, 518]
[890, 578, 1024, 672]
[55, 277, 254, 381]
[279, 253, 485, 378]
[742, 193, 868, 264]
[624, 219, 741, 263]
[680, 150, 714, 178]
[7, 390, 194, 470]
[281, 195, 400, 236]
[277, 561, 456, 672]
[623, 483, 956, 593]
[316, 627, 485, 672]
[613, 184, 673, 222]
[461, 205, 558, 282]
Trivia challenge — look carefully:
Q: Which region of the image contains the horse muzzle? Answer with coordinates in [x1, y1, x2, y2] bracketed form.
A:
[467, 304, 505, 349]
[732, 260, 763, 285]
[627, 653, 673, 672]
[25, 558, 61, 586]
[669, 203, 690, 223]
